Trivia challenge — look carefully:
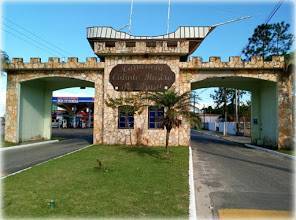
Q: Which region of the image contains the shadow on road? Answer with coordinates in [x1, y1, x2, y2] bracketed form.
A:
[52, 128, 93, 144]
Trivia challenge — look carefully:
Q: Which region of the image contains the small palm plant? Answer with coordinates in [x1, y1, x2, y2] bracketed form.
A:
[146, 89, 201, 154]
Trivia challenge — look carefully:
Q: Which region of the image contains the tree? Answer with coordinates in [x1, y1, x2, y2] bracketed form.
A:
[242, 22, 294, 61]
[210, 88, 246, 123]
[146, 89, 200, 154]
[210, 88, 233, 121]
[0, 50, 9, 63]
[1, 50, 9, 76]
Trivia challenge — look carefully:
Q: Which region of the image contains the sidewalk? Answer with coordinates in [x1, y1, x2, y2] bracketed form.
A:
[196, 129, 294, 159]
[198, 129, 251, 145]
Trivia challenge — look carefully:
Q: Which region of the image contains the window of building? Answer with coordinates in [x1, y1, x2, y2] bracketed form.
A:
[105, 41, 115, 47]
[167, 41, 178, 47]
[146, 41, 156, 47]
[126, 41, 136, 47]
[118, 106, 134, 129]
[148, 106, 164, 129]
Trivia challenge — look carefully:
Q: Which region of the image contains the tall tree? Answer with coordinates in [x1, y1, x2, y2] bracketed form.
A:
[146, 89, 200, 154]
[242, 22, 294, 61]
[210, 88, 233, 120]
[210, 88, 246, 120]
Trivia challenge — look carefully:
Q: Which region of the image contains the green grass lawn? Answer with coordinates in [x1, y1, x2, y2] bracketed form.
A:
[278, 149, 295, 156]
[0, 140, 15, 147]
[3, 145, 189, 218]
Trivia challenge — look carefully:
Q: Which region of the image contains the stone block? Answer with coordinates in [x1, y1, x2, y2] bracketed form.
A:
[30, 57, 41, 63]
[12, 58, 23, 64]
[48, 57, 60, 63]
[68, 57, 78, 63]
[86, 57, 97, 63]
[229, 56, 242, 63]
[209, 56, 221, 63]
[250, 56, 263, 63]
[272, 56, 284, 62]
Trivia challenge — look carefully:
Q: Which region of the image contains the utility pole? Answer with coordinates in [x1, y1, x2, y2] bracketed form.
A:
[203, 104, 206, 129]
[193, 93, 196, 113]
[223, 88, 227, 136]
[235, 89, 238, 135]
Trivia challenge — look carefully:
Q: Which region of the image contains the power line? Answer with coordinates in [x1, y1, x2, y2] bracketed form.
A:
[2, 16, 71, 56]
[240, 0, 285, 57]
[2, 24, 65, 57]
[265, 0, 285, 24]
[2, 28, 57, 57]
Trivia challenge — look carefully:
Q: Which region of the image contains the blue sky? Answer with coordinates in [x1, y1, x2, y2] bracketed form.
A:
[0, 0, 295, 116]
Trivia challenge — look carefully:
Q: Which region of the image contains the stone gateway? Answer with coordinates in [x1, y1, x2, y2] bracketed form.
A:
[3, 26, 294, 149]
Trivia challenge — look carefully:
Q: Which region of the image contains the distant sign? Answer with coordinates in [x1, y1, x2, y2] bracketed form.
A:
[57, 97, 78, 103]
[52, 97, 94, 103]
[109, 64, 175, 91]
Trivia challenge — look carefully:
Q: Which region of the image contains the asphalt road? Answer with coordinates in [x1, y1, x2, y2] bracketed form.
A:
[2, 129, 93, 176]
[191, 130, 294, 219]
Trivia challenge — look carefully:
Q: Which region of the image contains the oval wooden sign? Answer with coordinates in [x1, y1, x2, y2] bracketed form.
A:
[109, 64, 175, 91]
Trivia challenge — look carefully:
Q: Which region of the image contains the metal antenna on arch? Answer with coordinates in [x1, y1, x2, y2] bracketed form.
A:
[128, 0, 134, 34]
[118, 0, 134, 34]
[166, 0, 171, 35]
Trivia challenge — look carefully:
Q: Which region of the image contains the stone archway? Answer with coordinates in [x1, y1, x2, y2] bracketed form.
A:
[18, 77, 94, 142]
[191, 76, 278, 147]
[5, 71, 104, 144]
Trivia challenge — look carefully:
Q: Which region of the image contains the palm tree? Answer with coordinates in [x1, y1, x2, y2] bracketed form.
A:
[146, 89, 200, 154]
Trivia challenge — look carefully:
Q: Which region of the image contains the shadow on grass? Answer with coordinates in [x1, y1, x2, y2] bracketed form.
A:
[121, 145, 171, 160]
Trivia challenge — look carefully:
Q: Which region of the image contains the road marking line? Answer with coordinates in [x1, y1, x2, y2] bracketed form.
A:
[0, 140, 59, 151]
[189, 146, 197, 220]
[1, 144, 94, 179]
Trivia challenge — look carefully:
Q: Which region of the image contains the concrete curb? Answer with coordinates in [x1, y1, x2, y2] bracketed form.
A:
[0, 140, 59, 152]
[189, 146, 197, 220]
[245, 143, 295, 159]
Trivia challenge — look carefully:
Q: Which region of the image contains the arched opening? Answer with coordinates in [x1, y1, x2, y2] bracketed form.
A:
[191, 76, 278, 147]
[18, 77, 95, 143]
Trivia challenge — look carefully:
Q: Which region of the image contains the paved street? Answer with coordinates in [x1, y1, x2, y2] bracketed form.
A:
[2, 129, 93, 176]
[191, 130, 294, 219]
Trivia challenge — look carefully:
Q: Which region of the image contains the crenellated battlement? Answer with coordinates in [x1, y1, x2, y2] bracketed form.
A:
[3, 55, 285, 71]
[4, 57, 104, 70]
[180, 55, 285, 69]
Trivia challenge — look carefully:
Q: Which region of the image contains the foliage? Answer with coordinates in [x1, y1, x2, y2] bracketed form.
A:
[0, 50, 9, 63]
[210, 88, 246, 120]
[242, 22, 294, 61]
[207, 88, 250, 121]
[105, 92, 147, 115]
[146, 89, 200, 153]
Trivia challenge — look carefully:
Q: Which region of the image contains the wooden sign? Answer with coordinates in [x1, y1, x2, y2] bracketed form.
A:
[109, 64, 175, 91]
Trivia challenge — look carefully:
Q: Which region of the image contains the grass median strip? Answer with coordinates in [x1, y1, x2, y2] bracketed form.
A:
[3, 145, 189, 218]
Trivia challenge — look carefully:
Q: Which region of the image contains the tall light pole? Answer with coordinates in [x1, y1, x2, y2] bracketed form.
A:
[235, 89, 238, 135]
[223, 88, 227, 136]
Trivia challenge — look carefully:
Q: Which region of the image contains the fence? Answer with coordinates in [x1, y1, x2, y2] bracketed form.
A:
[204, 121, 251, 136]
